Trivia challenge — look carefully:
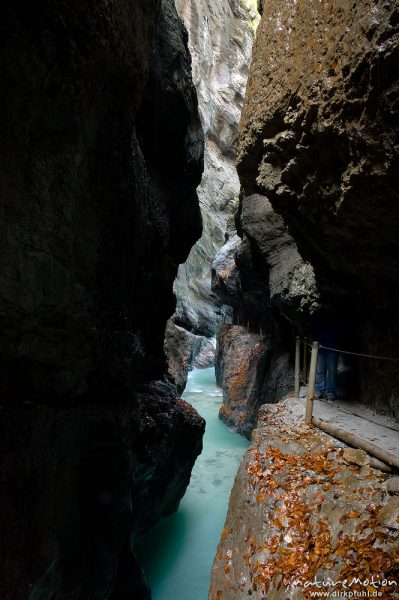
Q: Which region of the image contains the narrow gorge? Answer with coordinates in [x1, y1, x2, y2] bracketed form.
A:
[1, 1, 399, 600]
[165, 0, 259, 393]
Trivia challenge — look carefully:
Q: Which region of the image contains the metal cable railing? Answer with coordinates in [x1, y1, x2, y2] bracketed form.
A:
[302, 339, 399, 362]
[294, 336, 399, 470]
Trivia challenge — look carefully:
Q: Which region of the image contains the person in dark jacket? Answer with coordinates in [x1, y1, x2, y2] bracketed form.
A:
[310, 306, 341, 401]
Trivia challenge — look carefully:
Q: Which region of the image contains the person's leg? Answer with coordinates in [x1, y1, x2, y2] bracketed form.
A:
[315, 349, 326, 397]
[326, 350, 339, 399]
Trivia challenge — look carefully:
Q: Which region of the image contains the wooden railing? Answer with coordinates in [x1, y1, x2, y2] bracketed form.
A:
[294, 336, 399, 471]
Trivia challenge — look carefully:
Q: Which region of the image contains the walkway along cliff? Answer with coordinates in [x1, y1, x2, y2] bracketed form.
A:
[0, 2, 205, 598]
[209, 1, 399, 598]
[213, 0, 399, 428]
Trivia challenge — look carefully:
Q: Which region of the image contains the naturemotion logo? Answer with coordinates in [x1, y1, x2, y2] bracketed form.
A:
[291, 575, 398, 598]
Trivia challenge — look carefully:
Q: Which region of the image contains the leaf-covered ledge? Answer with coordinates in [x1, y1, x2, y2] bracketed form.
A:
[209, 396, 399, 599]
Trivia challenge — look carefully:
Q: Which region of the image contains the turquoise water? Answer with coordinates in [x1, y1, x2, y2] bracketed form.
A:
[135, 367, 249, 600]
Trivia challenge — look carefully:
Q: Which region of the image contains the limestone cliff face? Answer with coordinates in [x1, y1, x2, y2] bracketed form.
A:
[165, 319, 215, 394]
[0, 1, 204, 598]
[0, 0, 203, 403]
[216, 325, 294, 436]
[237, 0, 399, 417]
[211, 197, 317, 433]
[216, 325, 269, 437]
[173, 0, 258, 336]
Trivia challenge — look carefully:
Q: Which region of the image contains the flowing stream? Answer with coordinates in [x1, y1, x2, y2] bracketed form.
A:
[135, 367, 249, 599]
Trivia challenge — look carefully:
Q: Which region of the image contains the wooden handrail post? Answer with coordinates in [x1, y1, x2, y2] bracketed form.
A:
[305, 341, 319, 424]
[295, 336, 300, 400]
[303, 336, 308, 383]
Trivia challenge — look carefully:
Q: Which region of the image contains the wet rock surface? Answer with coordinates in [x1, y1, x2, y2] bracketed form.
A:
[165, 319, 215, 394]
[0, 1, 204, 598]
[241, 194, 319, 324]
[211, 207, 303, 435]
[0, 0, 203, 405]
[212, 235, 271, 330]
[210, 396, 399, 599]
[2, 384, 205, 600]
[216, 325, 293, 437]
[237, 0, 399, 417]
[216, 325, 269, 437]
[173, 0, 258, 336]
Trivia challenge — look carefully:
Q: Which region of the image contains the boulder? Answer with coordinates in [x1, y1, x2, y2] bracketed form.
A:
[342, 448, 371, 467]
[386, 477, 399, 495]
[377, 497, 399, 530]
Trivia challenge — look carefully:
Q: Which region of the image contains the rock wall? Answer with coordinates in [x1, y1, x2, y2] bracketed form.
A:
[240, 195, 319, 325]
[0, 1, 205, 598]
[210, 396, 399, 599]
[216, 325, 269, 437]
[173, 0, 258, 337]
[237, 0, 399, 417]
[211, 197, 316, 433]
[165, 319, 215, 394]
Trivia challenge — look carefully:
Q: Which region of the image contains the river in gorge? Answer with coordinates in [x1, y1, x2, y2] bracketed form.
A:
[135, 367, 249, 599]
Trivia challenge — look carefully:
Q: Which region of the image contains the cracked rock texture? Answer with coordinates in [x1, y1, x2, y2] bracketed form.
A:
[216, 325, 293, 436]
[216, 325, 268, 437]
[240, 194, 319, 324]
[0, 1, 205, 598]
[211, 195, 315, 432]
[173, 0, 258, 337]
[210, 397, 399, 599]
[237, 0, 399, 417]
[165, 319, 215, 394]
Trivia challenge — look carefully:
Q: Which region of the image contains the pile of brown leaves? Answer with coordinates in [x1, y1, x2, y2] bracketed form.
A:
[240, 428, 399, 598]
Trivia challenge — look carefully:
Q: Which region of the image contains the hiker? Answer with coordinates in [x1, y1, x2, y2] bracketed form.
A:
[310, 306, 340, 401]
